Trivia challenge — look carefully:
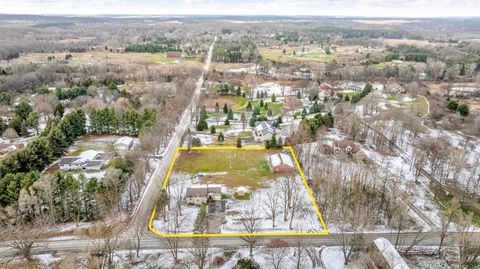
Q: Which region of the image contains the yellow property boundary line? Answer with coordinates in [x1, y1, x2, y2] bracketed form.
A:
[148, 146, 329, 237]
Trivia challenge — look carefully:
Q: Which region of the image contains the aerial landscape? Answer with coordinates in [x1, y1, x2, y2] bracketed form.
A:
[1, 0, 480, 268]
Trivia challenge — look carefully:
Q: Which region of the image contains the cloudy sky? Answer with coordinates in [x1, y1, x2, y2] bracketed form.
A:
[2, 0, 480, 17]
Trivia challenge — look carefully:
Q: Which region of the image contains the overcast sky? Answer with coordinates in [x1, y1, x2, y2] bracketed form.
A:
[2, 0, 480, 17]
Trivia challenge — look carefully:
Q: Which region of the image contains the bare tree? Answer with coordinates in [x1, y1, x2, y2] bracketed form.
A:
[240, 204, 262, 257]
[188, 236, 210, 269]
[264, 238, 289, 269]
[438, 197, 461, 255]
[263, 188, 280, 227]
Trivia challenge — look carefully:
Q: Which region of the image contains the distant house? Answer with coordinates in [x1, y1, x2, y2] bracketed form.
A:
[267, 153, 296, 173]
[333, 140, 359, 155]
[253, 121, 276, 143]
[320, 83, 332, 91]
[185, 184, 222, 205]
[166, 51, 182, 59]
[338, 81, 364, 91]
[114, 136, 134, 151]
[0, 143, 24, 157]
[448, 87, 480, 97]
[373, 238, 410, 269]
[59, 150, 107, 171]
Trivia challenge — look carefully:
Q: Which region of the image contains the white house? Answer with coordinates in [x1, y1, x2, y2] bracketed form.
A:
[59, 150, 107, 171]
[114, 136, 134, 151]
[253, 121, 275, 143]
[185, 184, 222, 205]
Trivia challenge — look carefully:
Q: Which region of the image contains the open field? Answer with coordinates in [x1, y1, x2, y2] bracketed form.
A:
[353, 19, 420, 25]
[172, 148, 294, 189]
[19, 51, 203, 66]
[382, 38, 441, 47]
[259, 46, 336, 63]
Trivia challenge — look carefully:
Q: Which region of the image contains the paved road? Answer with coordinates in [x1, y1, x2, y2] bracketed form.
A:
[122, 37, 217, 237]
[0, 231, 459, 258]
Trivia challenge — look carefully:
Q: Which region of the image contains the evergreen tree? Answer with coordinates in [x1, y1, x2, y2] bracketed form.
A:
[268, 109, 273, 116]
[271, 94, 276, 102]
[260, 99, 264, 107]
[215, 102, 220, 113]
[223, 103, 228, 114]
[26, 112, 40, 134]
[47, 126, 69, 157]
[447, 100, 459, 111]
[218, 132, 225, 142]
[458, 104, 470, 117]
[296, 91, 301, 99]
[227, 108, 234, 120]
[196, 120, 208, 131]
[246, 101, 252, 110]
[344, 94, 350, 101]
[236, 137, 242, 148]
[301, 108, 307, 119]
[210, 125, 216, 134]
[54, 103, 65, 118]
[224, 119, 230, 125]
[460, 63, 466, 76]
[264, 102, 269, 111]
[14, 100, 33, 120]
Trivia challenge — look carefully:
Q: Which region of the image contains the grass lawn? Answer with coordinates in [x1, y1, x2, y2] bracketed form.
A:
[251, 100, 282, 116]
[405, 96, 429, 117]
[434, 185, 480, 227]
[224, 95, 247, 109]
[173, 149, 295, 189]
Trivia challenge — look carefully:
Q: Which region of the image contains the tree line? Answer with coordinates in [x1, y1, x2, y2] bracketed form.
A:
[0, 109, 86, 208]
[89, 107, 156, 135]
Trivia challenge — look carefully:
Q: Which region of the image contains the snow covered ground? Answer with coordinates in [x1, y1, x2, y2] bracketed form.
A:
[152, 172, 325, 235]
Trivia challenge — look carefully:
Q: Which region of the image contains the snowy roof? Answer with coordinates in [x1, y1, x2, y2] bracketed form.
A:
[115, 136, 134, 147]
[268, 153, 294, 168]
[255, 121, 275, 136]
[79, 150, 102, 161]
[186, 184, 222, 197]
[374, 238, 410, 269]
[236, 186, 248, 193]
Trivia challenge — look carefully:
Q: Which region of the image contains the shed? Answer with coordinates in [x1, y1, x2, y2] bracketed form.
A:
[114, 136, 134, 151]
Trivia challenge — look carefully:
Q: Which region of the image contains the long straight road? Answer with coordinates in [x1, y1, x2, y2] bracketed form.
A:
[122, 36, 217, 237]
[0, 231, 460, 258]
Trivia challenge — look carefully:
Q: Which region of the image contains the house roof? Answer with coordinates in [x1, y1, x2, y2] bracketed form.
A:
[374, 238, 410, 269]
[186, 184, 222, 197]
[268, 153, 294, 168]
[255, 121, 275, 136]
[115, 136, 134, 147]
[59, 157, 81, 165]
[84, 160, 105, 167]
[333, 140, 358, 150]
[237, 186, 248, 193]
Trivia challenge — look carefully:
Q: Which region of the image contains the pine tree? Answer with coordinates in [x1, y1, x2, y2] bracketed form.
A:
[296, 91, 301, 99]
[271, 94, 276, 102]
[223, 103, 228, 114]
[47, 126, 69, 157]
[301, 108, 307, 119]
[246, 101, 252, 110]
[460, 63, 466, 76]
[458, 104, 470, 117]
[260, 99, 264, 107]
[210, 125, 216, 134]
[264, 102, 269, 110]
[218, 132, 225, 142]
[227, 108, 234, 120]
[236, 137, 242, 148]
[54, 103, 65, 118]
[224, 119, 230, 125]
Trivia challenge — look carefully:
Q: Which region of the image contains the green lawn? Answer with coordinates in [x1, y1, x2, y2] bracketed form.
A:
[250, 100, 282, 116]
[405, 96, 429, 117]
[224, 95, 247, 109]
[172, 149, 295, 189]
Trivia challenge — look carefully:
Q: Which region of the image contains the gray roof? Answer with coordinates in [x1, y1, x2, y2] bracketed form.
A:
[59, 157, 80, 165]
[255, 121, 275, 136]
[186, 185, 222, 197]
[84, 160, 104, 167]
